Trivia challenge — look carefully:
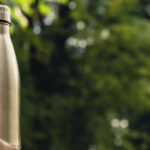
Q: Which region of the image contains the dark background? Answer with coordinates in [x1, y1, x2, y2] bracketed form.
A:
[2, 0, 150, 150]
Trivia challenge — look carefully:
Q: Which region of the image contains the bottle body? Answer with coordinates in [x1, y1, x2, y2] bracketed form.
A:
[0, 23, 20, 149]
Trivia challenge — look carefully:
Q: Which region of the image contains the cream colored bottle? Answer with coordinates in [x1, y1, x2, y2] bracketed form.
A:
[0, 5, 20, 150]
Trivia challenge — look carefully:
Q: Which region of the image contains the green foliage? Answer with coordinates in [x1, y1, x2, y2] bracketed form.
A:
[1, 0, 150, 150]
[38, 1, 52, 15]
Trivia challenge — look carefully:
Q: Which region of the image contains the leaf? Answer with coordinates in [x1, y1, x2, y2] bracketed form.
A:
[38, 1, 52, 15]
[12, 6, 28, 28]
[12, 0, 34, 16]
[46, 0, 68, 4]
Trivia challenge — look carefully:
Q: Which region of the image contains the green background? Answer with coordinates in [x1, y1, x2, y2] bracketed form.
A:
[2, 0, 150, 150]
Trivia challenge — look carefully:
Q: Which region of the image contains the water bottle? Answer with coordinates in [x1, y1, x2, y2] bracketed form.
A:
[0, 5, 20, 150]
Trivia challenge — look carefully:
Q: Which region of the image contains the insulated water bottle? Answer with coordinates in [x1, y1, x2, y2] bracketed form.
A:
[0, 5, 20, 150]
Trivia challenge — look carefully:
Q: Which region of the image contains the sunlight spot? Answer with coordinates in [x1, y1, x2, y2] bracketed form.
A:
[111, 118, 120, 128]
[44, 12, 55, 26]
[98, 6, 106, 15]
[100, 29, 110, 39]
[76, 21, 85, 30]
[67, 37, 88, 49]
[33, 23, 41, 35]
[78, 39, 87, 48]
[120, 119, 129, 129]
[68, 1, 77, 10]
[67, 37, 78, 47]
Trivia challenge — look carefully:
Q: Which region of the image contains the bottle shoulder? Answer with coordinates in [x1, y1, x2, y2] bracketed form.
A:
[0, 33, 19, 75]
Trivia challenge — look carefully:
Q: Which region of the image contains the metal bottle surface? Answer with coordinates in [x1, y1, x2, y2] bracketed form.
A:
[0, 5, 20, 150]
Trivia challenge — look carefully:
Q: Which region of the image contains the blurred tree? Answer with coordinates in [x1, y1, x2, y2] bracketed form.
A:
[1, 0, 150, 150]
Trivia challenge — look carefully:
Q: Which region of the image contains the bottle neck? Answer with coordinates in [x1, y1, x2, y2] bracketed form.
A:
[0, 23, 10, 34]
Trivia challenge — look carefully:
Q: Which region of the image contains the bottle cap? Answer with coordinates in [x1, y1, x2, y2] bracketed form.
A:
[0, 5, 11, 24]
